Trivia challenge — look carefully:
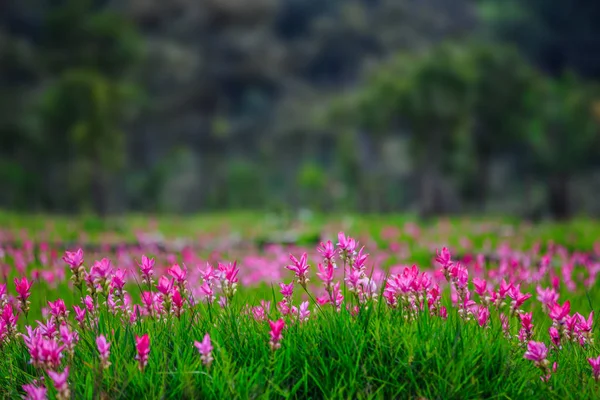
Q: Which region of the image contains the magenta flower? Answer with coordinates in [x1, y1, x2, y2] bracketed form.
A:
[508, 285, 532, 310]
[549, 300, 570, 323]
[477, 307, 490, 327]
[317, 241, 336, 266]
[279, 282, 294, 298]
[268, 318, 285, 350]
[84, 296, 95, 313]
[96, 335, 111, 369]
[72, 305, 86, 326]
[22, 383, 47, 400]
[157, 276, 174, 295]
[519, 312, 534, 331]
[47, 367, 69, 400]
[194, 333, 214, 367]
[316, 262, 334, 290]
[524, 341, 548, 364]
[62, 249, 84, 270]
[14, 277, 33, 314]
[588, 355, 600, 381]
[111, 269, 127, 292]
[167, 264, 187, 283]
[59, 324, 79, 356]
[135, 334, 150, 371]
[138, 255, 155, 283]
[89, 258, 113, 284]
[286, 253, 310, 287]
[48, 299, 68, 322]
[298, 301, 310, 323]
[472, 278, 487, 297]
[536, 286, 559, 308]
[435, 247, 452, 269]
[549, 326, 561, 347]
[337, 232, 356, 254]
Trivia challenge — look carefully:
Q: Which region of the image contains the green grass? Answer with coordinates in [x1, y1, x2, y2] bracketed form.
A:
[3, 213, 600, 399]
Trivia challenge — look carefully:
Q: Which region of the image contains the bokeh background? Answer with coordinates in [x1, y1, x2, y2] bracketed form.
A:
[2, 0, 600, 219]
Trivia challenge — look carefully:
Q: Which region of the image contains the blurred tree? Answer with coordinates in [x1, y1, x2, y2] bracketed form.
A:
[466, 43, 537, 208]
[38, 0, 143, 215]
[526, 74, 600, 219]
[355, 43, 474, 217]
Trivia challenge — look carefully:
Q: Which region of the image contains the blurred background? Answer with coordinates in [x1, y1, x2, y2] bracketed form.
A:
[1, 0, 600, 219]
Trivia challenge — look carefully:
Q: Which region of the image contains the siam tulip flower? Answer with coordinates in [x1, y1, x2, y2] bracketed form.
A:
[14, 277, 33, 315]
[577, 311, 594, 345]
[48, 299, 68, 323]
[157, 276, 174, 296]
[472, 278, 487, 297]
[111, 269, 127, 294]
[536, 286, 559, 311]
[22, 383, 47, 400]
[0, 283, 6, 308]
[172, 288, 185, 318]
[337, 232, 357, 256]
[549, 300, 570, 323]
[435, 247, 453, 276]
[316, 262, 334, 291]
[194, 333, 213, 367]
[89, 258, 113, 291]
[286, 253, 310, 287]
[477, 307, 490, 328]
[331, 281, 344, 311]
[135, 334, 150, 371]
[138, 255, 155, 284]
[508, 285, 532, 314]
[167, 264, 187, 284]
[23, 328, 65, 370]
[59, 324, 78, 357]
[96, 335, 111, 369]
[63, 249, 86, 289]
[588, 355, 600, 381]
[317, 240, 337, 267]
[200, 282, 215, 304]
[500, 314, 510, 337]
[498, 280, 513, 299]
[268, 319, 285, 350]
[549, 326, 561, 348]
[2, 304, 18, 339]
[353, 246, 369, 271]
[47, 367, 69, 400]
[279, 282, 294, 299]
[217, 261, 240, 300]
[298, 301, 310, 323]
[524, 341, 549, 365]
[438, 306, 448, 320]
[72, 305, 86, 327]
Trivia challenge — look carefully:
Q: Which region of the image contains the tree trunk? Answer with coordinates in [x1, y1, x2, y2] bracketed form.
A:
[548, 174, 570, 220]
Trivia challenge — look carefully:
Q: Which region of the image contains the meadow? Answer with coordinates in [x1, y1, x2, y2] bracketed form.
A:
[2, 212, 600, 399]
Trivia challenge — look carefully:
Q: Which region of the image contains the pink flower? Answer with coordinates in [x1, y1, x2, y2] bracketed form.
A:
[588, 355, 600, 381]
[508, 285, 532, 310]
[286, 253, 310, 286]
[194, 333, 213, 367]
[298, 301, 310, 322]
[549, 327, 561, 347]
[337, 232, 356, 254]
[549, 300, 570, 323]
[167, 264, 187, 283]
[47, 367, 69, 400]
[519, 312, 534, 331]
[22, 383, 47, 400]
[62, 249, 84, 269]
[96, 335, 111, 369]
[536, 286, 559, 308]
[477, 307, 490, 327]
[14, 277, 33, 303]
[157, 276, 174, 295]
[59, 324, 78, 355]
[524, 341, 548, 364]
[472, 278, 487, 297]
[137, 255, 155, 280]
[89, 258, 113, 283]
[268, 318, 285, 350]
[135, 334, 150, 371]
[48, 299, 68, 321]
[279, 282, 294, 298]
[111, 269, 127, 292]
[317, 241, 336, 264]
[435, 247, 452, 269]
[84, 296, 95, 313]
[316, 262, 334, 290]
[73, 305, 86, 325]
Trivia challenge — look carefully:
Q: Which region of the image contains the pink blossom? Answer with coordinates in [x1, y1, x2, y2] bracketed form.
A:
[317, 241, 336, 264]
[137, 255, 155, 280]
[549, 327, 561, 347]
[135, 334, 150, 371]
[316, 262, 334, 290]
[279, 282, 294, 298]
[268, 318, 285, 350]
[337, 232, 356, 254]
[96, 335, 111, 369]
[588, 355, 600, 381]
[22, 383, 47, 400]
[157, 276, 174, 295]
[62, 249, 84, 269]
[472, 278, 487, 297]
[167, 264, 187, 283]
[286, 253, 310, 286]
[47, 367, 69, 400]
[524, 341, 548, 364]
[549, 300, 570, 323]
[477, 307, 490, 327]
[73, 306, 86, 325]
[48, 299, 68, 321]
[194, 333, 213, 367]
[298, 301, 310, 322]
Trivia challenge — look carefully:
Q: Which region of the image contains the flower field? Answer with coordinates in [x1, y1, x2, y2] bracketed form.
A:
[2, 214, 600, 399]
